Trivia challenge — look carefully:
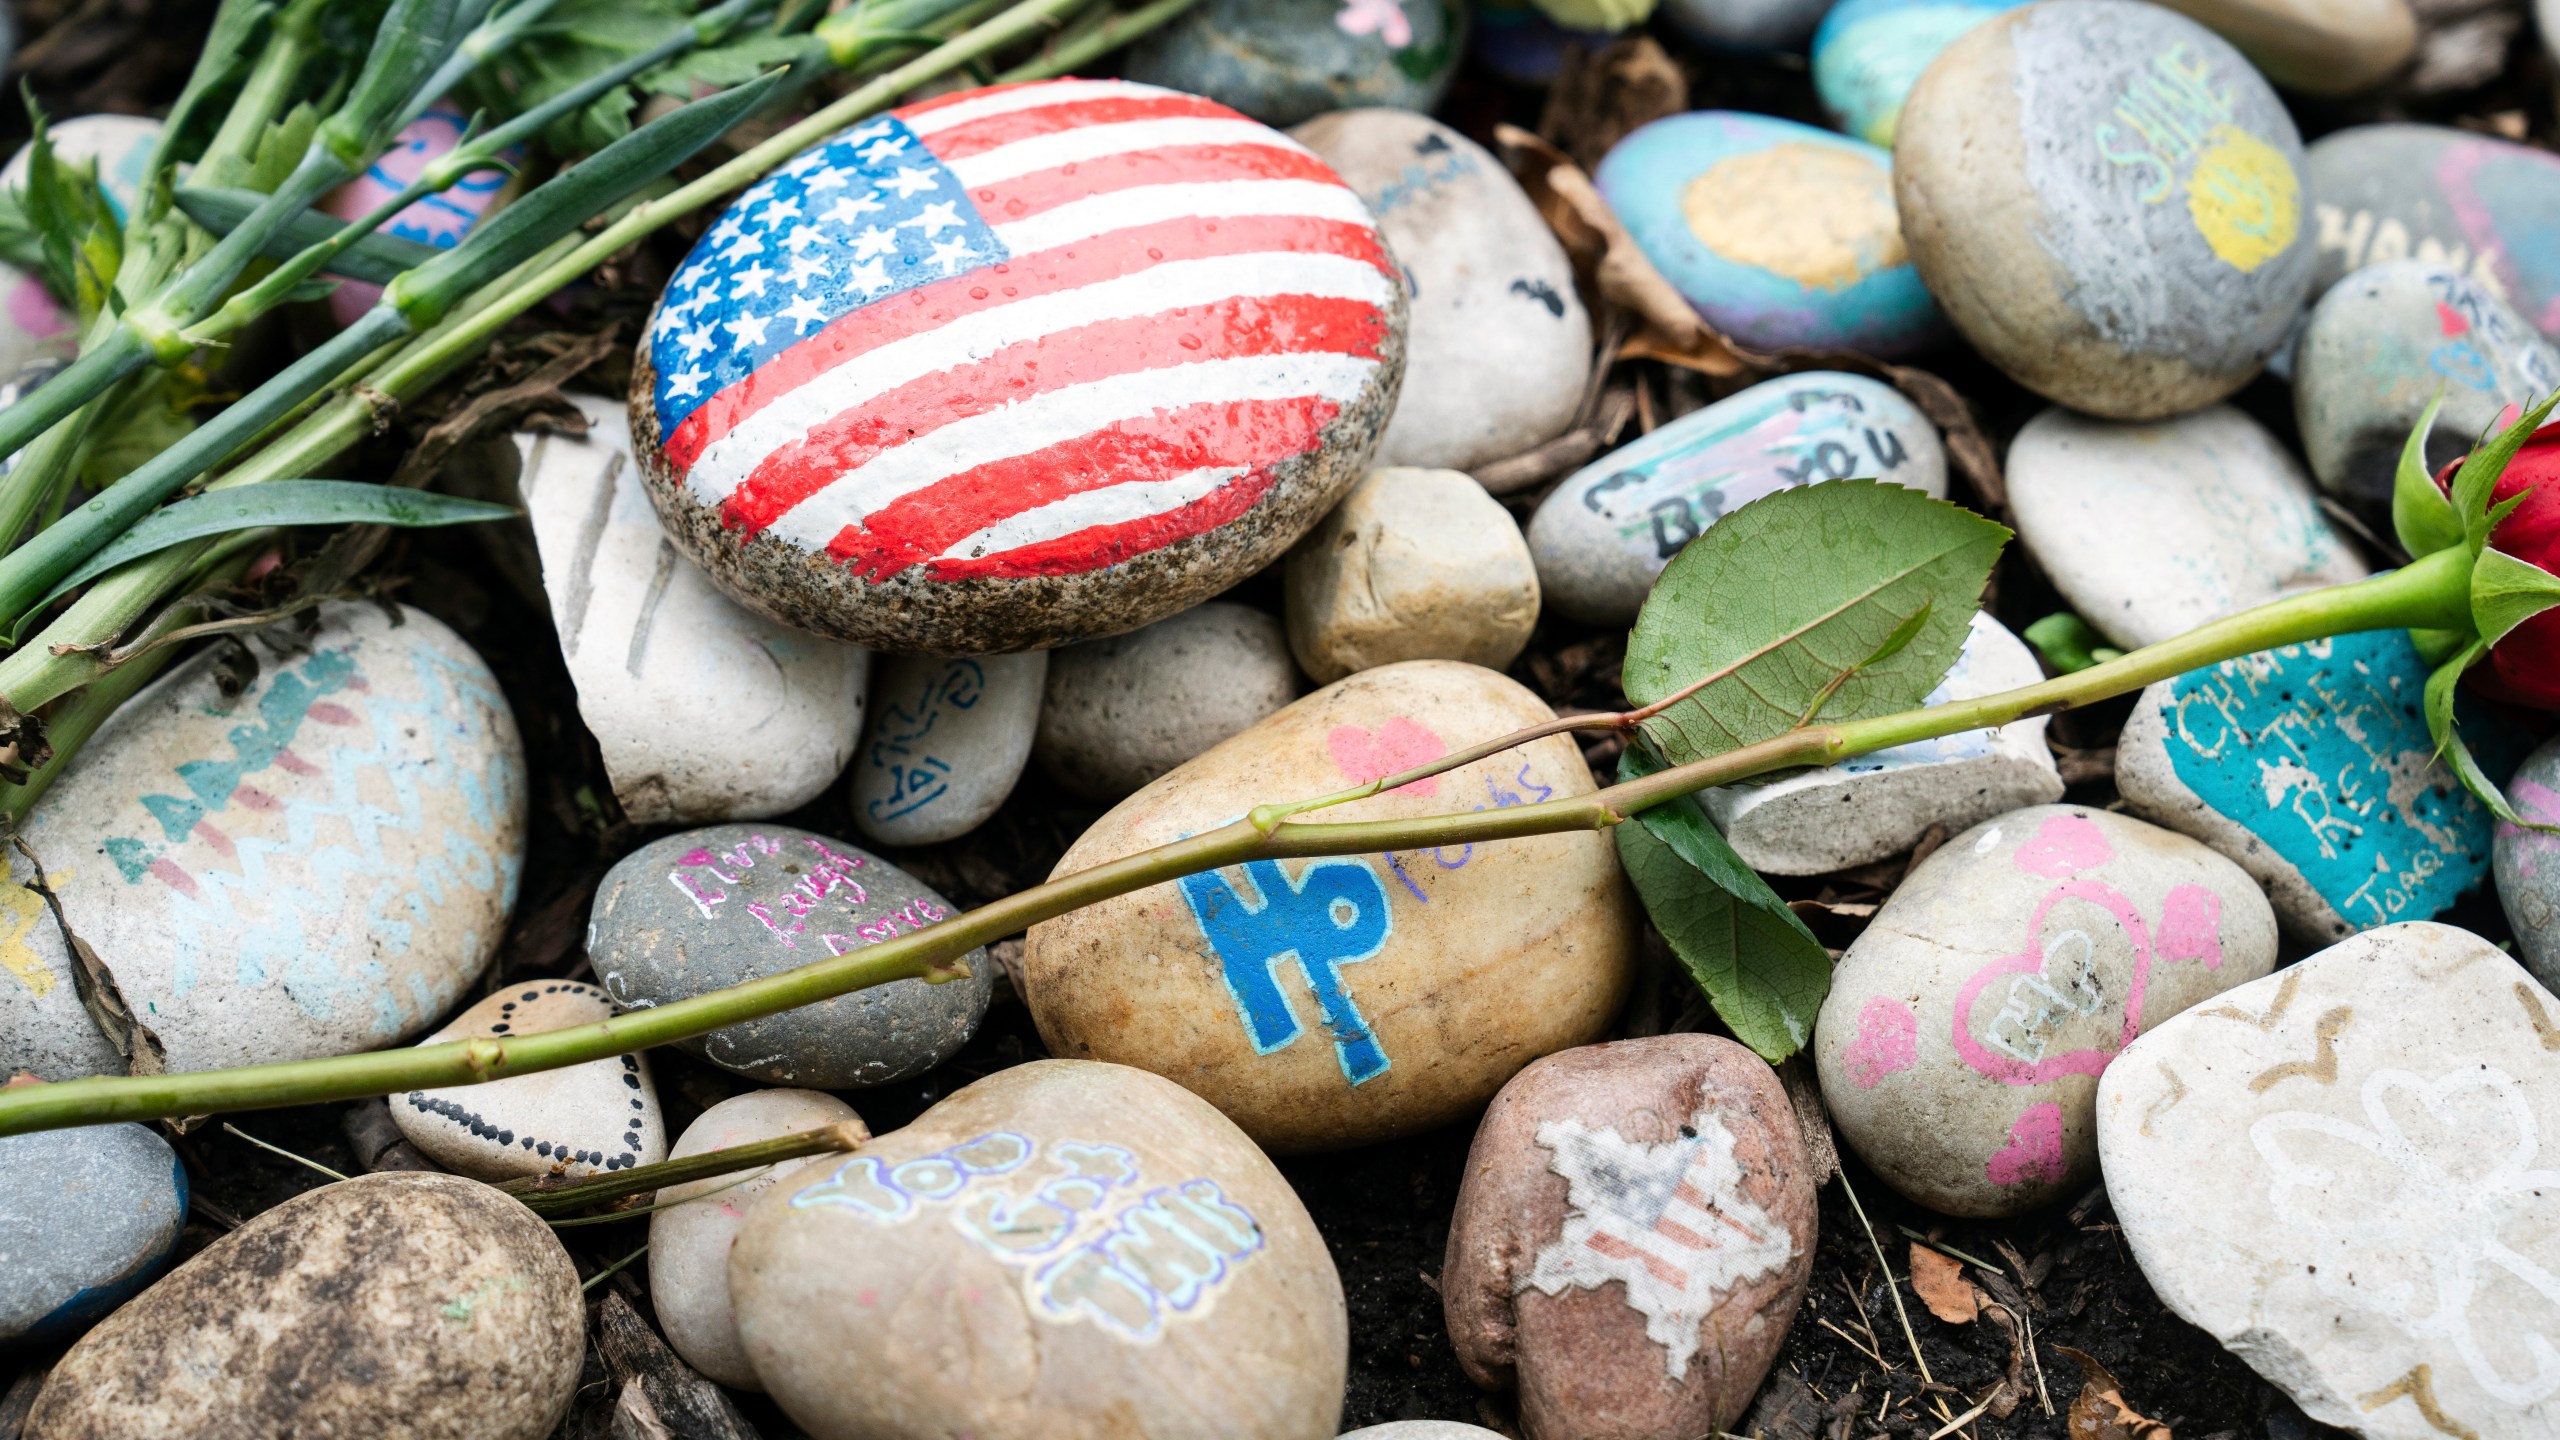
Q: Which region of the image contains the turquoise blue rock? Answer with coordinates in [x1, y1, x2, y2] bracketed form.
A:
[1122, 0, 1468, 127]
[1813, 0, 2025, 146]
[1595, 112, 1942, 355]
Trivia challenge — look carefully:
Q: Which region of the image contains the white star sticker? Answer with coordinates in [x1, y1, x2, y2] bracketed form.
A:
[785, 253, 829, 287]
[756, 195, 803, 229]
[730, 262, 777, 300]
[780, 223, 823, 254]
[804, 168, 849, 193]
[823, 193, 884, 226]
[926, 235, 975, 273]
[850, 226, 898, 260]
[845, 257, 890, 292]
[858, 134, 910, 163]
[709, 212, 748, 245]
[726, 313, 771, 349]
[779, 292, 830, 334]
[901, 200, 964, 236]
[675, 326, 716, 361]
[882, 167, 939, 199]
[718, 232, 766, 264]
[667, 367, 709, 400]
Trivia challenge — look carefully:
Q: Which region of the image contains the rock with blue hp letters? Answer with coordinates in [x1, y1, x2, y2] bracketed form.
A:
[1123, 0, 1465, 128]
[729, 1059, 1346, 1440]
[2306, 124, 2560, 337]
[2494, 735, 2560, 990]
[1812, 0, 2025, 147]
[0, 1120, 186, 1345]
[2117, 629, 2519, 942]
[851, 650, 1046, 846]
[1023, 660, 1638, 1153]
[1527, 371, 1946, 627]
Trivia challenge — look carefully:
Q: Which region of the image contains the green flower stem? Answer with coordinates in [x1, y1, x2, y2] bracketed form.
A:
[498, 1119, 869, 1214]
[0, 546, 2476, 1139]
[196, 0, 333, 190]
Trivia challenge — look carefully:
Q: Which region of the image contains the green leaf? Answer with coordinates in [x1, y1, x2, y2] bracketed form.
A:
[2421, 639, 2542, 828]
[2450, 391, 2560, 556]
[2474, 546, 2560, 647]
[2021, 611, 2124, 674]
[2392, 389, 2464, 559]
[1614, 743, 1830, 1061]
[18, 103, 123, 322]
[1624, 480, 2009, 766]
[172, 184, 443, 283]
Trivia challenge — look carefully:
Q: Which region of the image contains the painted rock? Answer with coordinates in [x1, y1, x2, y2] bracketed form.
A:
[24, 1173, 583, 1440]
[1895, 0, 2315, 418]
[2152, 0, 2415, 95]
[0, 603, 525, 1080]
[631, 78, 1406, 655]
[2, 114, 161, 221]
[2495, 736, 2560, 989]
[390, 982, 667, 1180]
[1663, 0, 1834, 49]
[1815, 804, 2278, 1217]
[1596, 113, 1939, 356]
[1284, 466, 1540, 684]
[2118, 629, 2519, 943]
[1442, 1036, 1816, 1440]
[1527, 371, 1946, 627]
[589, 824, 993, 1087]
[852, 650, 1045, 846]
[1811, 0, 2025, 147]
[1123, 0, 1465, 128]
[2306, 124, 2560, 337]
[1292, 110, 1590, 472]
[1023, 660, 1638, 1153]
[2006, 404, 2366, 651]
[730, 1060, 1347, 1439]
[2294, 260, 2560, 523]
[0, 264, 72, 377]
[2097, 922, 2560, 1439]
[1704, 613, 2064, 876]
[649, 1088, 868, 1391]
[1034, 601, 1302, 802]
[0, 1122, 185, 1345]
[1341, 1427, 1507, 1439]
[519, 395, 869, 825]
[1469, 0, 1614, 85]
[320, 100, 514, 325]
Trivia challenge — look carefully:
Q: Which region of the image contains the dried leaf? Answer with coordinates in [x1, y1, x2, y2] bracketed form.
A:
[2057, 1346, 2173, 1440]
[1539, 36, 1688, 172]
[1979, 1302, 2028, 1419]
[1908, 1242, 1980, 1324]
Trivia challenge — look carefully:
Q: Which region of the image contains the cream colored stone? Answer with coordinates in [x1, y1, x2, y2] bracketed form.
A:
[391, 981, 667, 1182]
[2153, 0, 2415, 96]
[1284, 467, 1540, 683]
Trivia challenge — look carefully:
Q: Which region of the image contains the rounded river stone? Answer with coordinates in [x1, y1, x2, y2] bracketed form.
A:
[629, 78, 1407, 655]
[2153, 0, 2415, 95]
[1895, 0, 2316, 418]
[852, 649, 1046, 846]
[1283, 465, 1541, 683]
[1813, 0, 2025, 147]
[1034, 601, 1302, 802]
[1663, 0, 1833, 49]
[2496, 735, 2560, 990]
[1125, 0, 1465, 128]
[0, 1122, 186, 1345]
[2305, 123, 2560, 338]
[392, 981, 669, 1181]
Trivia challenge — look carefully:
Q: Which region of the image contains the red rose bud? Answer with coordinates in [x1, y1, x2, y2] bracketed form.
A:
[2439, 420, 2560, 708]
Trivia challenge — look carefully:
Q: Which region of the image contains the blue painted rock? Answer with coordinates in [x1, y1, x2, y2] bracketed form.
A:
[1812, 0, 2024, 147]
[1292, 110, 1591, 472]
[1469, 0, 1615, 84]
[631, 79, 1407, 655]
[2151, 0, 2415, 95]
[1526, 371, 1947, 626]
[2006, 404, 2366, 651]
[1895, 0, 2315, 418]
[852, 650, 1046, 846]
[2496, 736, 2560, 990]
[589, 823, 993, 1088]
[1816, 805, 2277, 1216]
[729, 1060, 1345, 1438]
[0, 1121, 185, 1345]
[1022, 660, 1638, 1152]
[2117, 629, 2523, 942]
[1663, 0, 1835, 50]
[1121, 0, 1465, 127]
[0, 603, 525, 1081]
[2294, 261, 2560, 524]
[390, 982, 668, 1182]
[1704, 613, 2064, 875]
[321, 100, 515, 325]
[2, 114, 161, 222]
[2306, 124, 2560, 339]
[1597, 113, 1940, 356]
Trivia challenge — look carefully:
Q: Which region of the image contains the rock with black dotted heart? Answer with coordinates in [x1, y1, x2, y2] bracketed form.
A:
[390, 982, 667, 1182]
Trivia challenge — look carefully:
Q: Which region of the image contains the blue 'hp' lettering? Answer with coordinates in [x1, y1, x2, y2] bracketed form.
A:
[1176, 858, 1394, 1085]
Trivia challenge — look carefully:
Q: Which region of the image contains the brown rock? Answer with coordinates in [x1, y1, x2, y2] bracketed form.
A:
[1442, 1036, 1817, 1440]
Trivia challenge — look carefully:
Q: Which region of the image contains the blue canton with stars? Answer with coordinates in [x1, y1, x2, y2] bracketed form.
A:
[648, 116, 1011, 439]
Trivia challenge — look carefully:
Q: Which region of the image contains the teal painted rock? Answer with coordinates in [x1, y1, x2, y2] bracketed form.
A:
[1123, 0, 1467, 128]
[1664, 0, 1834, 49]
[1812, 0, 2025, 147]
[1597, 113, 1941, 356]
[0, 1122, 186, 1345]
[1896, 0, 2315, 418]
[2117, 628, 2522, 942]
[1526, 371, 1947, 626]
[2306, 124, 2560, 339]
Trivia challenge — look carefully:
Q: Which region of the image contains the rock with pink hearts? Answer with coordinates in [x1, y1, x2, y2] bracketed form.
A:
[1442, 1035, 1816, 1440]
[2495, 735, 2560, 989]
[1034, 602, 1301, 802]
[1023, 659, 1639, 1152]
[1814, 804, 2277, 1217]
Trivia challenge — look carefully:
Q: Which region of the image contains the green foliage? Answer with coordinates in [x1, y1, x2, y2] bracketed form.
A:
[17, 111, 124, 324]
[2022, 612, 2123, 673]
[2392, 391, 2463, 559]
[2474, 546, 2560, 647]
[2422, 637, 2540, 828]
[240, 103, 326, 194]
[462, 0, 809, 154]
[172, 185, 442, 283]
[2449, 391, 2560, 557]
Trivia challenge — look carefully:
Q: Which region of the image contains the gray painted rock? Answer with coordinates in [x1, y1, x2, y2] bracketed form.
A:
[1291, 109, 1590, 473]
[1284, 466, 1540, 684]
[1664, 0, 1834, 49]
[1816, 805, 2278, 1217]
[1035, 602, 1302, 802]
[2153, 0, 2416, 95]
[851, 650, 1046, 846]
[1896, 0, 2316, 418]
[391, 982, 668, 1181]
[1526, 371, 1946, 627]
[649, 1089, 868, 1391]
[0, 603, 525, 1081]
[2118, 629, 2510, 943]
[520, 396, 869, 825]
[590, 824, 993, 1087]
[2496, 736, 2560, 990]
[630, 79, 1406, 656]
[1124, 0, 1465, 127]
[24, 1172, 584, 1440]
[0, 1122, 185, 1345]
[2098, 922, 2560, 1439]
[730, 1060, 1347, 1439]
[2006, 404, 2366, 651]
[2307, 124, 2560, 338]
[2295, 260, 2560, 525]
[1704, 613, 2064, 876]
[1443, 1036, 1815, 1440]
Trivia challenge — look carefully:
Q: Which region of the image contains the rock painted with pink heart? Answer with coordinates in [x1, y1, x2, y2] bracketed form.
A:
[1814, 804, 2277, 1217]
[1023, 659, 1639, 1152]
[2495, 735, 2560, 990]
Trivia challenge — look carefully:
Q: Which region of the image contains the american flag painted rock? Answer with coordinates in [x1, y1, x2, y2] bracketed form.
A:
[631, 78, 1407, 655]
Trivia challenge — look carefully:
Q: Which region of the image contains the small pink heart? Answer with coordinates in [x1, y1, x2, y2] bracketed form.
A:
[2157, 885, 2224, 968]
[1842, 997, 1917, 1089]
[2013, 812, 2113, 877]
[1985, 1102, 2066, 1187]
[1327, 718, 1445, 797]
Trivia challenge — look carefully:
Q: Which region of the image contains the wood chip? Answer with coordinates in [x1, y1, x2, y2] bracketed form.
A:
[2054, 1346, 2173, 1440]
[1907, 1242, 1980, 1324]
